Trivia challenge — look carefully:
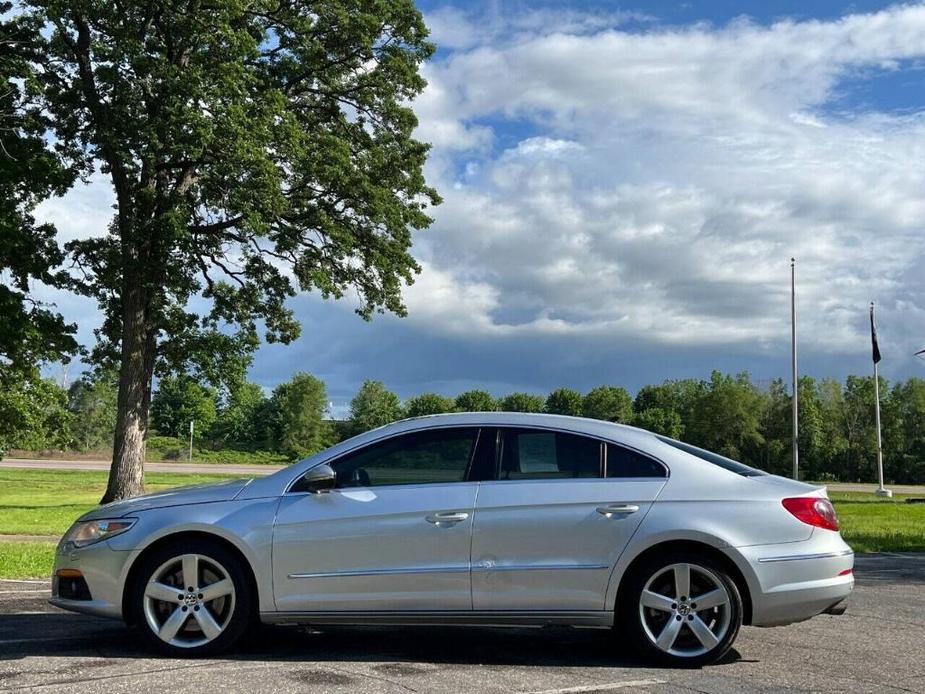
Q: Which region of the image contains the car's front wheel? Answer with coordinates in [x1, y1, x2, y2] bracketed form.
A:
[619, 551, 742, 667]
[131, 539, 253, 656]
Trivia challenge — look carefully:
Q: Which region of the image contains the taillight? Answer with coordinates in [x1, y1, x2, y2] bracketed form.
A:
[782, 497, 840, 531]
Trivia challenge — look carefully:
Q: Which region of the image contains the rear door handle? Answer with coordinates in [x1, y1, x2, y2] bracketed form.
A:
[596, 504, 639, 517]
[425, 511, 470, 526]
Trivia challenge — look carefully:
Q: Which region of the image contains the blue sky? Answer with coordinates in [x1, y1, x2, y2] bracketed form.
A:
[36, 1, 925, 411]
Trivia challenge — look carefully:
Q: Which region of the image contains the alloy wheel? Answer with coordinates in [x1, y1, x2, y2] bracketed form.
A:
[638, 562, 732, 658]
[142, 553, 236, 648]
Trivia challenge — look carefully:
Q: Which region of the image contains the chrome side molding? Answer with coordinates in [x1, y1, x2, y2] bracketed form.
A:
[757, 549, 854, 563]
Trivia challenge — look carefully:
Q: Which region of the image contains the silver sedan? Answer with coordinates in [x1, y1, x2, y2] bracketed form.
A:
[50, 413, 853, 666]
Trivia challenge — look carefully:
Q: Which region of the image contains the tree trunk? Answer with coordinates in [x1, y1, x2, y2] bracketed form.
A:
[101, 280, 154, 503]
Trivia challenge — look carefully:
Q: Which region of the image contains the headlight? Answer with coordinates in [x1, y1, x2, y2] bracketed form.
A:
[61, 518, 137, 550]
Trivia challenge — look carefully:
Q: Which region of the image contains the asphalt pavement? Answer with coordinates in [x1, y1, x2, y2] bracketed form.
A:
[0, 554, 922, 693]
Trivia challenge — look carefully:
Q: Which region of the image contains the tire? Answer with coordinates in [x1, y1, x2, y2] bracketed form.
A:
[618, 550, 742, 667]
[130, 538, 254, 657]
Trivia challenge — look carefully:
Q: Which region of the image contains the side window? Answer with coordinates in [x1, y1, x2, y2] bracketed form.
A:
[332, 428, 478, 488]
[606, 443, 667, 478]
[499, 429, 601, 480]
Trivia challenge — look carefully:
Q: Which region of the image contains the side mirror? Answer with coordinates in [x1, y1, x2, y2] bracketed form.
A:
[296, 464, 336, 494]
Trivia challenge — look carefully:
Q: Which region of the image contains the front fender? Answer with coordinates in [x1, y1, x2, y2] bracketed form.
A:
[108, 498, 279, 614]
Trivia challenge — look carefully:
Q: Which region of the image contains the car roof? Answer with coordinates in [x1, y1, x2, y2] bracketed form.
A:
[362, 412, 659, 450]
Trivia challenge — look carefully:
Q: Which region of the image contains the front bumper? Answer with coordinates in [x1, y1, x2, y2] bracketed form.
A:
[49, 540, 133, 620]
[732, 534, 854, 627]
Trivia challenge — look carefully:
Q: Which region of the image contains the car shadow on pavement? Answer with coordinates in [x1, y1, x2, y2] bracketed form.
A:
[0, 611, 743, 669]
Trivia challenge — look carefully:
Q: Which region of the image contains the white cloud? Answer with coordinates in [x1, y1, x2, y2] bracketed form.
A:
[409, 3, 925, 365]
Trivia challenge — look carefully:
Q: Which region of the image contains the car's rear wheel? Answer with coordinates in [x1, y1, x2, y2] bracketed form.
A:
[619, 551, 742, 667]
[131, 539, 253, 656]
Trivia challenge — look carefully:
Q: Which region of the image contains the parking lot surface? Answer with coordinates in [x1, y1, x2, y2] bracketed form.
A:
[1, 553, 922, 693]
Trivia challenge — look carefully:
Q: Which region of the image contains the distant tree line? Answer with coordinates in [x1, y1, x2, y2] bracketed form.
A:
[1, 370, 923, 483]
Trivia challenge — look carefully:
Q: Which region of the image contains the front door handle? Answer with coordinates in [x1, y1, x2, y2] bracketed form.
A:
[596, 504, 640, 517]
[425, 511, 469, 526]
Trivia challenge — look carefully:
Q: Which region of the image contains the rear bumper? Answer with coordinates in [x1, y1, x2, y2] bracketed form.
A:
[728, 534, 854, 627]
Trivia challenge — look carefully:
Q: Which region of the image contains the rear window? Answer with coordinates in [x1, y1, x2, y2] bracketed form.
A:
[606, 444, 667, 478]
[656, 436, 766, 477]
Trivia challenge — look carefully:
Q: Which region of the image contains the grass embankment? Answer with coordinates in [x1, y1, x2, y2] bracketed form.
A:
[0, 468, 241, 578]
[0, 471, 922, 578]
[829, 492, 925, 553]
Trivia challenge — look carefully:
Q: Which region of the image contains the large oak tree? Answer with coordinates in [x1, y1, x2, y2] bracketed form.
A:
[1, 3, 78, 389]
[16, 0, 439, 500]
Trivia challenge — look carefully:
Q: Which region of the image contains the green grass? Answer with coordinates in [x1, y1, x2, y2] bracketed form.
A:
[831, 492, 925, 553]
[0, 468, 244, 578]
[0, 541, 57, 579]
[0, 468, 242, 536]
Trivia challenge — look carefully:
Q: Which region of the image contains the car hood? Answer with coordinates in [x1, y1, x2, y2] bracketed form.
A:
[79, 478, 253, 520]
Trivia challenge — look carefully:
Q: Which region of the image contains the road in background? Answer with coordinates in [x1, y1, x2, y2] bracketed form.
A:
[0, 554, 922, 693]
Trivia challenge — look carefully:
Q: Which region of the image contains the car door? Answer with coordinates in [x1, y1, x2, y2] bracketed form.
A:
[471, 428, 668, 612]
[273, 427, 484, 612]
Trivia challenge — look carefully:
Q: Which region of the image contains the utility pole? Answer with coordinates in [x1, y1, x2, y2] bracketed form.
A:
[791, 258, 799, 481]
[189, 421, 194, 462]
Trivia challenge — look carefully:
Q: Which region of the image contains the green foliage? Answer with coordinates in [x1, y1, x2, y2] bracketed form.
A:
[632, 407, 684, 439]
[405, 393, 456, 417]
[266, 372, 329, 459]
[583, 385, 632, 423]
[67, 370, 118, 452]
[145, 436, 288, 465]
[455, 390, 497, 412]
[544, 387, 583, 416]
[209, 381, 268, 450]
[685, 371, 764, 461]
[0, 375, 71, 452]
[349, 380, 403, 434]
[499, 392, 545, 413]
[150, 375, 218, 439]
[0, 5, 78, 385]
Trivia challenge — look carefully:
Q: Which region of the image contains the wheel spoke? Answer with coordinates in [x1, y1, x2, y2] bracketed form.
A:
[688, 615, 720, 649]
[194, 606, 223, 640]
[181, 555, 199, 591]
[158, 607, 189, 642]
[656, 616, 683, 651]
[692, 587, 728, 611]
[199, 578, 233, 603]
[145, 581, 181, 603]
[673, 563, 690, 599]
[640, 589, 675, 612]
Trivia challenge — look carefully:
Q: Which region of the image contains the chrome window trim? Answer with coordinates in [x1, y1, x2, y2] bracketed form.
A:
[757, 549, 854, 563]
[286, 422, 670, 494]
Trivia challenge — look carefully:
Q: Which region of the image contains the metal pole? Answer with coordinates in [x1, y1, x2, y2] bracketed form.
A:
[189, 421, 194, 462]
[791, 258, 799, 481]
[872, 347, 891, 498]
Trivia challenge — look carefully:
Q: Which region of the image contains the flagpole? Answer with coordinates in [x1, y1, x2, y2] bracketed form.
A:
[791, 258, 799, 481]
[871, 303, 891, 498]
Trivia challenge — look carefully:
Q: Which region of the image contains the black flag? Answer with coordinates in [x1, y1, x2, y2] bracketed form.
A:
[870, 304, 881, 364]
